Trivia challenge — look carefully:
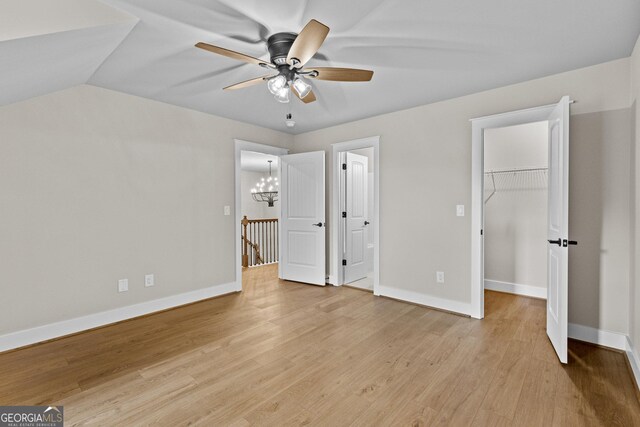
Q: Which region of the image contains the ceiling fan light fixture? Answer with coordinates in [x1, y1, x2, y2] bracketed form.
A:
[292, 77, 312, 99]
[196, 19, 373, 106]
[274, 86, 290, 103]
[267, 75, 287, 95]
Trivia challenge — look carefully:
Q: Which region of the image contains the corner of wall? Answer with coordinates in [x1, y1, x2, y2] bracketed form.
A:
[628, 33, 640, 390]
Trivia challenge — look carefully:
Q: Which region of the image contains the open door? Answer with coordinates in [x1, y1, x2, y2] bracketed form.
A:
[546, 96, 572, 364]
[279, 151, 326, 286]
[344, 152, 369, 284]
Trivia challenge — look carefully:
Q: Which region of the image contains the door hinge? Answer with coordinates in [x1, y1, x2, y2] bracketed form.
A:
[342, 163, 347, 170]
[481, 229, 483, 236]
[342, 259, 347, 266]
[342, 211, 347, 218]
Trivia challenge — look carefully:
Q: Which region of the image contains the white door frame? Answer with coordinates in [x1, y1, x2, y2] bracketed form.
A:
[234, 139, 289, 291]
[470, 105, 556, 319]
[331, 136, 380, 295]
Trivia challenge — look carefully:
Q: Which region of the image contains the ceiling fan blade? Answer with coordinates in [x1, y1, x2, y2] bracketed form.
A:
[287, 19, 330, 68]
[195, 42, 270, 67]
[223, 75, 272, 91]
[306, 67, 374, 82]
[292, 87, 317, 104]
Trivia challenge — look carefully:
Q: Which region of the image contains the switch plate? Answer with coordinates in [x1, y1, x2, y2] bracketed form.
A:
[118, 279, 128, 293]
[224, 205, 231, 216]
[456, 205, 465, 217]
[145, 274, 154, 287]
[436, 271, 445, 283]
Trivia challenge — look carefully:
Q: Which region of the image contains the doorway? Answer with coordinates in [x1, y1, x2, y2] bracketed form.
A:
[331, 136, 380, 294]
[234, 140, 288, 291]
[240, 151, 281, 268]
[470, 97, 572, 364]
[483, 121, 549, 306]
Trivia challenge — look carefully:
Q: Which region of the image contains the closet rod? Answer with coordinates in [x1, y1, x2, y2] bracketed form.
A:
[484, 167, 547, 175]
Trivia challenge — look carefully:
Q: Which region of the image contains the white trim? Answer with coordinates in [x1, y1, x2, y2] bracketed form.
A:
[469, 103, 559, 122]
[331, 136, 380, 295]
[484, 279, 547, 299]
[567, 323, 627, 351]
[625, 336, 640, 390]
[0, 281, 237, 353]
[378, 286, 472, 316]
[471, 103, 556, 319]
[234, 140, 289, 290]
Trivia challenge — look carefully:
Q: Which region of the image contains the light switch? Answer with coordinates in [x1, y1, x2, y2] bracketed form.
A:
[456, 205, 465, 217]
[224, 205, 231, 216]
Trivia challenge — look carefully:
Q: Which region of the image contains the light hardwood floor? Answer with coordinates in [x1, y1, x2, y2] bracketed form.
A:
[1, 264, 639, 426]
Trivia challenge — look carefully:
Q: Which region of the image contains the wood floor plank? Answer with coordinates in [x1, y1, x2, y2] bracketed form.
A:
[511, 357, 559, 426]
[0, 264, 637, 426]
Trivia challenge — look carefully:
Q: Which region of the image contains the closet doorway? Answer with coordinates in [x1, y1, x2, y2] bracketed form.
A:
[471, 97, 574, 364]
[483, 121, 549, 301]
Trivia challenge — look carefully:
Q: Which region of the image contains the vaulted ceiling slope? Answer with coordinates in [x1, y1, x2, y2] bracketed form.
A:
[4, 1, 640, 134]
[0, 0, 137, 106]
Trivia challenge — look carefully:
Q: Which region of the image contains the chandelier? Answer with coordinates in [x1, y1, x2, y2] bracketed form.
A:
[251, 160, 279, 207]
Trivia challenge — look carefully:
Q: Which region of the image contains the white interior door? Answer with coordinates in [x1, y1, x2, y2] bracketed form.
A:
[546, 96, 571, 364]
[279, 151, 326, 286]
[344, 152, 369, 284]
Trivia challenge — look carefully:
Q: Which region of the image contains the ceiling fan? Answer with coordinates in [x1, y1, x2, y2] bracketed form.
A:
[195, 19, 374, 104]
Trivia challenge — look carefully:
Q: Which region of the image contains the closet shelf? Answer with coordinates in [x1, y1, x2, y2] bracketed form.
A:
[484, 167, 548, 204]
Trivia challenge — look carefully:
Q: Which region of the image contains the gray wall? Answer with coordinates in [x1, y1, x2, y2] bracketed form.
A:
[569, 109, 632, 331]
[241, 170, 280, 219]
[0, 85, 293, 335]
[292, 57, 633, 334]
[0, 55, 636, 340]
[631, 36, 640, 358]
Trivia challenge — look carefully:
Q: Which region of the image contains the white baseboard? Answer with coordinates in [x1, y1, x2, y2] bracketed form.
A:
[0, 281, 238, 353]
[567, 323, 627, 350]
[484, 279, 547, 299]
[566, 325, 639, 391]
[625, 336, 640, 390]
[377, 286, 471, 316]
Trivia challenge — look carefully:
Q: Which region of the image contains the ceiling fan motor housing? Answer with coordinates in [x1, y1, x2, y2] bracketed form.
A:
[267, 32, 298, 66]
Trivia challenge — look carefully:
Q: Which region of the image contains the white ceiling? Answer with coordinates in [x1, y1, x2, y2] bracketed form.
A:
[0, 0, 135, 42]
[0, 0, 137, 106]
[3, 1, 640, 134]
[241, 151, 279, 173]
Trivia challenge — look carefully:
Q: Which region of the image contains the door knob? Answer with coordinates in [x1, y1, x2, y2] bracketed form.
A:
[364, 221, 370, 226]
[548, 238, 562, 246]
[563, 239, 578, 247]
[312, 222, 324, 227]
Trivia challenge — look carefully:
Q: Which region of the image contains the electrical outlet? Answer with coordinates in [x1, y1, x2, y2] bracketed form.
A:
[436, 271, 445, 283]
[118, 279, 128, 293]
[456, 205, 465, 217]
[145, 274, 154, 287]
[224, 205, 231, 216]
